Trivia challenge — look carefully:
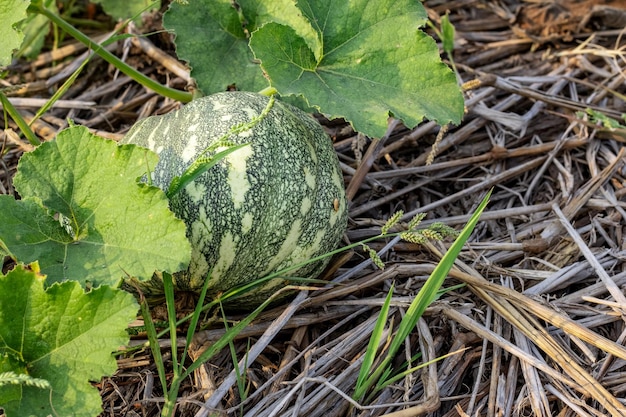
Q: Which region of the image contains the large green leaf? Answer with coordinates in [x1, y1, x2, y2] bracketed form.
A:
[165, 0, 463, 138]
[241, 0, 321, 59]
[13, 0, 57, 60]
[250, 0, 464, 137]
[0, 125, 191, 287]
[164, 0, 266, 93]
[0, 263, 138, 417]
[163, 0, 319, 94]
[0, 0, 29, 66]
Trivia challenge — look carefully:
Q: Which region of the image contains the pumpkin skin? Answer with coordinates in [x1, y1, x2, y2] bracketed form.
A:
[123, 92, 347, 304]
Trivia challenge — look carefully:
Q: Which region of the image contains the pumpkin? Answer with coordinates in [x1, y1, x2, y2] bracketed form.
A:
[123, 92, 347, 304]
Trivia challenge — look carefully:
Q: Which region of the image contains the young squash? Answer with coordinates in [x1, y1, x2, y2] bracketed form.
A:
[123, 92, 347, 305]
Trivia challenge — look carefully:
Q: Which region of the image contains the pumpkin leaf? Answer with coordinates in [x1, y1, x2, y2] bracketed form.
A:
[164, 0, 463, 137]
[164, 0, 317, 94]
[0, 125, 191, 287]
[0, 0, 29, 66]
[12, 0, 57, 61]
[0, 263, 138, 417]
[250, 0, 464, 137]
[163, 0, 267, 93]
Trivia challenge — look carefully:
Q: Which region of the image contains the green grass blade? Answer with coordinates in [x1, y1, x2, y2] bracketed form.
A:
[180, 269, 213, 370]
[0, 93, 40, 146]
[30, 54, 90, 124]
[357, 190, 491, 399]
[379, 348, 467, 389]
[160, 271, 214, 417]
[139, 297, 168, 394]
[162, 272, 179, 374]
[180, 291, 280, 380]
[354, 284, 394, 396]
[388, 190, 491, 356]
[167, 95, 274, 198]
[166, 143, 249, 198]
[221, 303, 249, 405]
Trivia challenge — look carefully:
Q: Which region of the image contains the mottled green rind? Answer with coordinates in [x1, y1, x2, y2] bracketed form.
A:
[123, 92, 347, 304]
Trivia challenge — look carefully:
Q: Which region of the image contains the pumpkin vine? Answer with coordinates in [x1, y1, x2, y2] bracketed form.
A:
[166, 95, 276, 198]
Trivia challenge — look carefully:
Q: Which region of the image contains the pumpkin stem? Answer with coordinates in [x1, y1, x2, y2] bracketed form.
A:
[258, 86, 278, 97]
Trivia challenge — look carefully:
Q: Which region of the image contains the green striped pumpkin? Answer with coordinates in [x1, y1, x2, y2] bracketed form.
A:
[123, 92, 347, 305]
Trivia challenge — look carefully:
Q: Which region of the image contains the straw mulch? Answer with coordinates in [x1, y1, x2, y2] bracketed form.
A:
[2, 1, 626, 416]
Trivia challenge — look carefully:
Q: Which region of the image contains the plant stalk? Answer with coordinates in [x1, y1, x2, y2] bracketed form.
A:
[28, 3, 193, 103]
